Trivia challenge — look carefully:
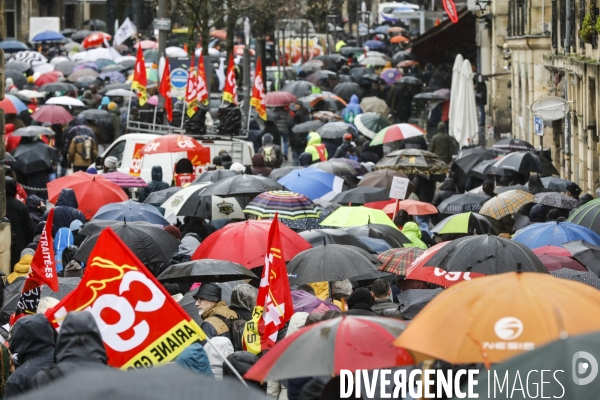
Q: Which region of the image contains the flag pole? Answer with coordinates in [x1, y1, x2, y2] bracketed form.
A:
[153, 102, 158, 126]
[180, 102, 186, 133]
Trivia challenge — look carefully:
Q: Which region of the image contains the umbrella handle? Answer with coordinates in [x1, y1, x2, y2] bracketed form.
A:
[204, 338, 249, 388]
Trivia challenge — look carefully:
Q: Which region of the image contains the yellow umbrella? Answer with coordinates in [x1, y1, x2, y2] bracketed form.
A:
[394, 272, 600, 366]
[478, 189, 534, 220]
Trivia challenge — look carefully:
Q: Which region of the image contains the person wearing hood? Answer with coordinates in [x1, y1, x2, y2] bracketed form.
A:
[428, 122, 456, 164]
[258, 134, 283, 169]
[7, 248, 34, 285]
[299, 152, 314, 167]
[5, 314, 56, 398]
[194, 283, 239, 341]
[81, 90, 95, 108]
[271, 107, 293, 160]
[139, 166, 170, 202]
[160, 235, 201, 294]
[229, 284, 256, 321]
[432, 178, 457, 207]
[204, 337, 234, 380]
[359, 140, 381, 163]
[305, 132, 328, 162]
[529, 203, 547, 223]
[5, 177, 33, 268]
[107, 102, 121, 139]
[341, 95, 362, 124]
[401, 221, 428, 250]
[4, 123, 20, 153]
[66, 125, 98, 172]
[98, 96, 110, 110]
[482, 180, 497, 197]
[26, 195, 46, 233]
[345, 287, 376, 316]
[47, 188, 86, 236]
[251, 153, 272, 177]
[31, 312, 111, 389]
[174, 342, 214, 378]
[332, 133, 358, 160]
[223, 352, 264, 391]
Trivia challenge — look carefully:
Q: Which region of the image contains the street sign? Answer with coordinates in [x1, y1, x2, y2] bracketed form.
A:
[534, 116, 543, 136]
[153, 18, 171, 31]
[389, 177, 410, 200]
[358, 23, 368, 37]
[169, 59, 188, 98]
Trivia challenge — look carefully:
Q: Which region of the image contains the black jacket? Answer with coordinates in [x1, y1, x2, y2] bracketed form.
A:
[431, 178, 457, 207]
[31, 312, 111, 389]
[333, 142, 357, 159]
[6, 178, 33, 268]
[26, 195, 46, 233]
[47, 189, 86, 236]
[140, 166, 170, 202]
[5, 314, 56, 398]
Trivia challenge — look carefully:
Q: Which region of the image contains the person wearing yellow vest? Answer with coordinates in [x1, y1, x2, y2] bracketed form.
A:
[335, 39, 347, 53]
[305, 132, 328, 162]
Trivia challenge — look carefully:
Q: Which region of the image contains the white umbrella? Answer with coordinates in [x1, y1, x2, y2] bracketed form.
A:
[32, 63, 54, 74]
[357, 52, 389, 62]
[11, 50, 48, 65]
[160, 183, 211, 223]
[359, 56, 387, 66]
[115, 55, 136, 64]
[448, 54, 463, 141]
[46, 96, 85, 107]
[50, 56, 70, 66]
[452, 59, 478, 147]
[18, 90, 46, 99]
[166, 47, 187, 57]
[71, 48, 113, 62]
[105, 88, 135, 97]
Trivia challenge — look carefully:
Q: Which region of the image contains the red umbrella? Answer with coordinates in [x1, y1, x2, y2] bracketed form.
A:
[141, 134, 204, 155]
[192, 220, 311, 268]
[134, 40, 158, 49]
[536, 254, 587, 272]
[264, 91, 297, 107]
[31, 105, 74, 124]
[244, 316, 414, 382]
[532, 245, 572, 257]
[35, 71, 62, 87]
[364, 199, 395, 210]
[82, 32, 111, 49]
[405, 242, 485, 287]
[47, 171, 128, 219]
[383, 199, 438, 216]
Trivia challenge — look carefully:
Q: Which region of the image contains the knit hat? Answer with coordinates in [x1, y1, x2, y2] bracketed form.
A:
[104, 156, 118, 171]
[230, 162, 245, 173]
[107, 102, 118, 111]
[343, 133, 353, 142]
[331, 279, 352, 297]
[64, 260, 83, 278]
[163, 225, 181, 240]
[20, 248, 35, 258]
[86, 165, 97, 174]
[27, 76, 34, 83]
[193, 283, 222, 302]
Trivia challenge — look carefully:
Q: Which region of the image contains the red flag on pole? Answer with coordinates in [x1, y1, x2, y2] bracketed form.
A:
[132, 45, 148, 106]
[159, 57, 173, 122]
[185, 55, 199, 117]
[222, 55, 238, 105]
[196, 53, 209, 106]
[443, 0, 458, 23]
[250, 57, 267, 120]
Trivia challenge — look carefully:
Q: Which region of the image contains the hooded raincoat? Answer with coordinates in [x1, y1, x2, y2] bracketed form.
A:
[401, 222, 428, 250]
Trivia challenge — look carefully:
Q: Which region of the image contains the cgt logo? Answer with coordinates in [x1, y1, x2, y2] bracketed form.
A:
[572, 351, 599, 385]
[494, 317, 523, 340]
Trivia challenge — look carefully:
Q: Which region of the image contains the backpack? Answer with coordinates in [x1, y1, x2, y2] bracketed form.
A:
[214, 314, 248, 352]
[261, 145, 278, 168]
[74, 135, 93, 161]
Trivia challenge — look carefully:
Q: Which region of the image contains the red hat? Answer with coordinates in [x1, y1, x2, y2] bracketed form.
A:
[163, 225, 181, 241]
[343, 133, 353, 142]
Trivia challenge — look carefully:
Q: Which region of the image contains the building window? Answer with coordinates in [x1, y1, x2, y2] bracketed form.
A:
[552, 0, 558, 48]
[561, 0, 567, 45]
[5, 0, 16, 38]
[581, 0, 587, 48]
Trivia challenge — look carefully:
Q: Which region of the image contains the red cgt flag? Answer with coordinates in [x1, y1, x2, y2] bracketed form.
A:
[222, 55, 238, 105]
[132, 45, 148, 105]
[185, 55, 199, 117]
[250, 57, 267, 121]
[159, 57, 173, 122]
[45, 227, 206, 369]
[196, 53, 209, 106]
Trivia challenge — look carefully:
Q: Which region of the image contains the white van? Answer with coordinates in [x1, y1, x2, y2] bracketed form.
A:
[378, 2, 419, 24]
[97, 133, 255, 184]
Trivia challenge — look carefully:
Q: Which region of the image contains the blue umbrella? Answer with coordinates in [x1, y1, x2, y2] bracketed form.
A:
[513, 221, 600, 249]
[363, 40, 386, 50]
[99, 71, 126, 83]
[32, 31, 65, 42]
[92, 200, 170, 226]
[357, 236, 392, 253]
[374, 26, 390, 34]
[278, 168, 344, 201]
[0, 39, 29, 53]
[5, 94, 28, 113]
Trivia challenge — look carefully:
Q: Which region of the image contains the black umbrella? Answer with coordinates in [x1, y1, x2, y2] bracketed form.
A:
[569, 199, 600, 233]
[54, 61, 78, 75]
[287, 244, 380, 285]
[157, 259, 257, 283]
[316, 121, 357, 140]
[71, 29, 92, 42]
[453, 146, 498, 174]
[425, 235, 548, 275]
[200, 174, 284, 197]
[12, 126, 55, 137]
[563, 240, 600, 276]
[310, 160, 357, 177]
[1, 277, 81, 325]
[339, 46, 364, 57]
[397, 76, 422, 86]
[39, 82, 78, 93]
[470, 158, 502, 179]
[313, 54, 346, 71]
[331, 186, 389, 204]
[331, 82, 363, 103]
[176, 188, 249, 218]
[342, 223, 410, 248]
[397, 288, 443, 320]
[306, 70, 339, 86]
[100, 82, 131, 94]
[541, 176, 574, 192]
[5, 61, 30, 73]
[550, 268, 600, 289]
[281, 81, 315, 98]
[12, 141, 57, 174]
[143, 186, 182, 205]
[299, 228, 376, 253]
[357, 169, 414, 192]
[349, 67, 375, 82]
[191, 169, 238, 184]
[492, 152, 543, 175]
[75, 222, 180, 275]
[291, 120, 324, 135]
[117, 59, 136, 69]
[437, 193, 490, 214]
[431, 212, 497, 235]
[80, 109, 112, 124]
[16, 364, 265, 400]
[413, 93, 447, 101]
[268, 166, 303, 182]
[392, 51, 413, 64]
[538, 155, 560, 177]
[78, 220, 156, 237]
[4, 70, 27, 89]
[490, 138, 536, 154]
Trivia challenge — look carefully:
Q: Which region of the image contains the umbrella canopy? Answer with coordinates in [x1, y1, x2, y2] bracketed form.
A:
[32, 31, 64, 42]
[359, 56, 387, 66]
[310, 160, 357, 177]
[31, 105, 74, 124]
[479, 189, 534, 220]
[134, 39, 158, 49]
[449, 58, 477, 146]
[158, 184, 208, 222]
[375, 149, 449, 175]
[82, 31, 111, 48]
[243, 191, 321, 230]
[157, 259, 257, 283]
[102, 171, 148, 188]
[53, 61, 77, 75]
[39, 82, 78, 93]
[278, 168, 343, 201]
[291, 120, 324, 136]
[45, 96, 85, 107]
[92, 200, 168, 226]
[343, 223, 410, 248]
[383, 199, 438, 216]
[0, 94, 27, 114]
[67, 68, 99, 82]
[12, 141, 58, 174]
[281, 81, 317, 98]
[264, 91, 297, 107]
[245, 316, 413, 382]
[534, 192, 578, 209]
[299, 229, 376, 253]
[541, 176, 575, 192]
[453, 146, 498, 174]
[331, 82, 363, 103]
[315, 121, 356, 140]
[437, 193, 490, 214]
[413, 92, 447, 101]
[192, 169, 238, 184]
[99, 70, 126, 83]
[380, 68, 402, 85]
[201, 174, 284, 197]
[396, 76, 422, 86]
[358, 169, 414, 191]
[491, 137, 537, 154]
[331, 187, 389, 204]
[191, 220, 311, 268]
[331, 158, 368, 175]
[10, 50, 47, 65]
[568, 198, 600, 234]
[75, 221, 179, 274]
[47, 172, 128, 219]
[354, 112, 391, 139]
[0, 39, 29, 53]
[491, 152, 544, 175]
[551, 268, 600, 289]
[360, 96, 390, 115]
[5, 60, 31, 73]
[299, 59, 323, 73]
[287, 245, 381, 285]
[320, 206, 397, 228]
[105, 88, 135, 97]
[305, 93, 346, 111]
[71, 29, 92, 42]
[377, 247, 424, 276]
[431, 212, 497, 235]
[398, 288, 443, 320]
[532, 245, 572, 257]
[34, 71, 61, 87]
[370, 123, 425, 146]
[143, 186, 182, 205]
[469, 157, 502, 179]
[513, 221, 600, 248]
[562, 240, 600, 276]
[140, 134, 204, 155]
[537, 254, 587, 272]
[5, 70, 27, 88]
[12, 126, 55, 137]
[395, 271, 600, 365]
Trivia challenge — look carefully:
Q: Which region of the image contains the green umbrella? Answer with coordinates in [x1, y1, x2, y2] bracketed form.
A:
[319, 206, 398, 229]
[431, 212, 497, 235]
[146, 68, 158, 82]
[463, 331, 600, 399]
[354, 112, 391, 139]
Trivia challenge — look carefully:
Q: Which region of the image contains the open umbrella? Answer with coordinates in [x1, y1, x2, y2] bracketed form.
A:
[0, 94, 28, 114]
[45, 96, 85, 107]
[12, 126, 55, 137]
[551, 268, 600, 289]
[537, 254, 587, 272]
[316, 121, 357, 140]
[281, 81, 316, 98]
[353, 112, 391, 139]
[310, 160, 357, 177]
[478, 189, 534, 220]
[331, 187, 389, 204]
[39, 82, 78, 93]
[397, 76, 422, 86]
[541, 176, 575, 192]
[143, 186, 182, 205]
[437, 193, 490, 214]
[384, 199, 438, 216]
[92, 200, 168, 226]
[5, 61, 31, 73]
[299, 229, 376, 253]
[453, 146, 498, 174]
[431, 212, 497, 235]
[201, 175, 284, 197]
[343, 223, 410, 248]
[12, 141, 58, 174]
[245, 316, 413, 382]
[534, 192, 577, 209]
[490, 137, 536, 154]
[82, 31, 111, 48]
[291, 120, 324, 137]
[32, 31, 65, 42]
[67, 68, 99, 82]
[562, 240, 600, 277]
[377, 247, 424, 276]
[191, 220, 311, 268]
[5, 70, 27, 89]
[320, 206, 397, 228]
[0, 39, 29, 53]
[278, 168, 343, 201]
[31, 105, 74, 124]
[134, 39, 158, 49]
[513, 221, 600, 249]
[157, 259, 257, 283]
[331, 158, 368, 175]
[157, 184, 210, 222]
[358, 169, 413, 191]
[331, 82, 363, 103]
[380, 69, 402, 85]
[375, 149, 449, 175]
[192, 169, 238, 184]
[264, 91, 297, 107]
[398, 288, 443, 320]
[243, 191, 322, 230]
[568, 198, 600, 235]
[395, 272, 600, 365]
[360, 96, 390, 115]
[53, 61, 77, 75]
[71, 29, 92, 42]
[491, 152, 544, 174]
[11, 50, 47, 65]
[102, 171, 148, 188]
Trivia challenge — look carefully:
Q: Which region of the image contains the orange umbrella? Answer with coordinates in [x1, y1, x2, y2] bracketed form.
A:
[82, 32, 111, 49]
[390, 35, 409, 44]
[309, 94, 347, 108]
[394, 272, 600, 366]
[210, 30, 226, 40]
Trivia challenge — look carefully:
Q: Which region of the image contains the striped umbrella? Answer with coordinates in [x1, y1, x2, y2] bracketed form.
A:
[478, 190, 534, 220]
[102, 171, 149, 188]
[244, 191, 322, 230]
[0, 94, 28, 114]
[370, 123, 425, 146]
[354, 112, 392, 139]
[377, 247, 424, 276]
